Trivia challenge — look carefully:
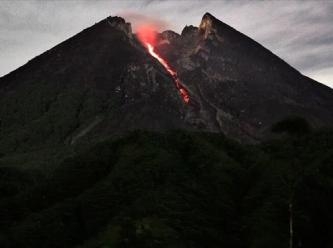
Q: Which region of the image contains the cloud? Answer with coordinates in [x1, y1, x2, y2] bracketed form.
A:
[0, 0, 332, 87]
[119, 11, 171, 32]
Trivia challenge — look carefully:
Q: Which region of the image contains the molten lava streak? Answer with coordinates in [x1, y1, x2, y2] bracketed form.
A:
[137, 25, 190, 104]
[146, 43, 190, 103]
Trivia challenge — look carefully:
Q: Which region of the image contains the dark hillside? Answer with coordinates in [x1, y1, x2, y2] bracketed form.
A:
[0, 129, 332, 248]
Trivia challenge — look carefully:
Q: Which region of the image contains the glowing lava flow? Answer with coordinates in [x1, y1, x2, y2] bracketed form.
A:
[146, 43, 190, 103]
[136, 25, 190, 104]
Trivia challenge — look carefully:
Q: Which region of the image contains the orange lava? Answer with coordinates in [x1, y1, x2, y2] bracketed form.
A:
[137, 26, 190, 104]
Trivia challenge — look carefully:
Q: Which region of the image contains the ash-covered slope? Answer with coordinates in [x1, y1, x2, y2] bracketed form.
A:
[156, 13, 333, 141]
[0, 13, 332, 153]
[0, 17, 190, 154]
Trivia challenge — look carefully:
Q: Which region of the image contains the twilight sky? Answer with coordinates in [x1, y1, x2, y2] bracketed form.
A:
[0, 0, 332, 88]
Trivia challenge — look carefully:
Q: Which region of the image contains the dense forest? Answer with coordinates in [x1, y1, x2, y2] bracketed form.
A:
[0, 119, 332, 248]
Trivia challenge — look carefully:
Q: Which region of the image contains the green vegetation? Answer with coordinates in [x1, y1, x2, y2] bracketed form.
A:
[0, 128, 332, 248]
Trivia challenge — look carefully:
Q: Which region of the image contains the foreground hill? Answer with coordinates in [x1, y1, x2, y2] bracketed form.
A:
[0, 127, 332, 247]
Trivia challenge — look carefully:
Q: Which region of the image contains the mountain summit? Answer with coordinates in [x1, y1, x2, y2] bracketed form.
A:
[0, 13, 332, 153]
[156, 12, 333, 140]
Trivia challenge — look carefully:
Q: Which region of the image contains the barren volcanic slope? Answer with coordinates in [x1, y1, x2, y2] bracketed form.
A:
[0, 13, 332, 154]
[155, 13, 333, 141]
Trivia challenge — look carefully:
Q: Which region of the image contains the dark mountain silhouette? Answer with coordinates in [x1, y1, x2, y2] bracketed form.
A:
[0, 13, 332, 154]
[0, 17, 189, 154]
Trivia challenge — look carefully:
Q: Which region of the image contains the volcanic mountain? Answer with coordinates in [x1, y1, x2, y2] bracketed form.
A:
[0, 13, 332, 153]
[2, 13, 333, 248]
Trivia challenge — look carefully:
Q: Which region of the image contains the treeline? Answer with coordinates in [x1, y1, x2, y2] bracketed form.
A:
[0, 123, 332, 247]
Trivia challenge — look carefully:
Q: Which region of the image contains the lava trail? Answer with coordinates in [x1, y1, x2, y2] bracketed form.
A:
[137, 25, 190, 104]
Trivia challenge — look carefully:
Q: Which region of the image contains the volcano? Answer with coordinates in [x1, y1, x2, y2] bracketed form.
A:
[0, 13, 332, 153]
[1, 12, 333, 248]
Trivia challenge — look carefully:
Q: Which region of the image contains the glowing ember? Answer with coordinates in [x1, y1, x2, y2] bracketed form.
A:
[137, 26, 190, 104]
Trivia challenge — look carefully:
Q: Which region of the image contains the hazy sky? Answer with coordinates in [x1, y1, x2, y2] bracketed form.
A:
[0, 0, 332, 88]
